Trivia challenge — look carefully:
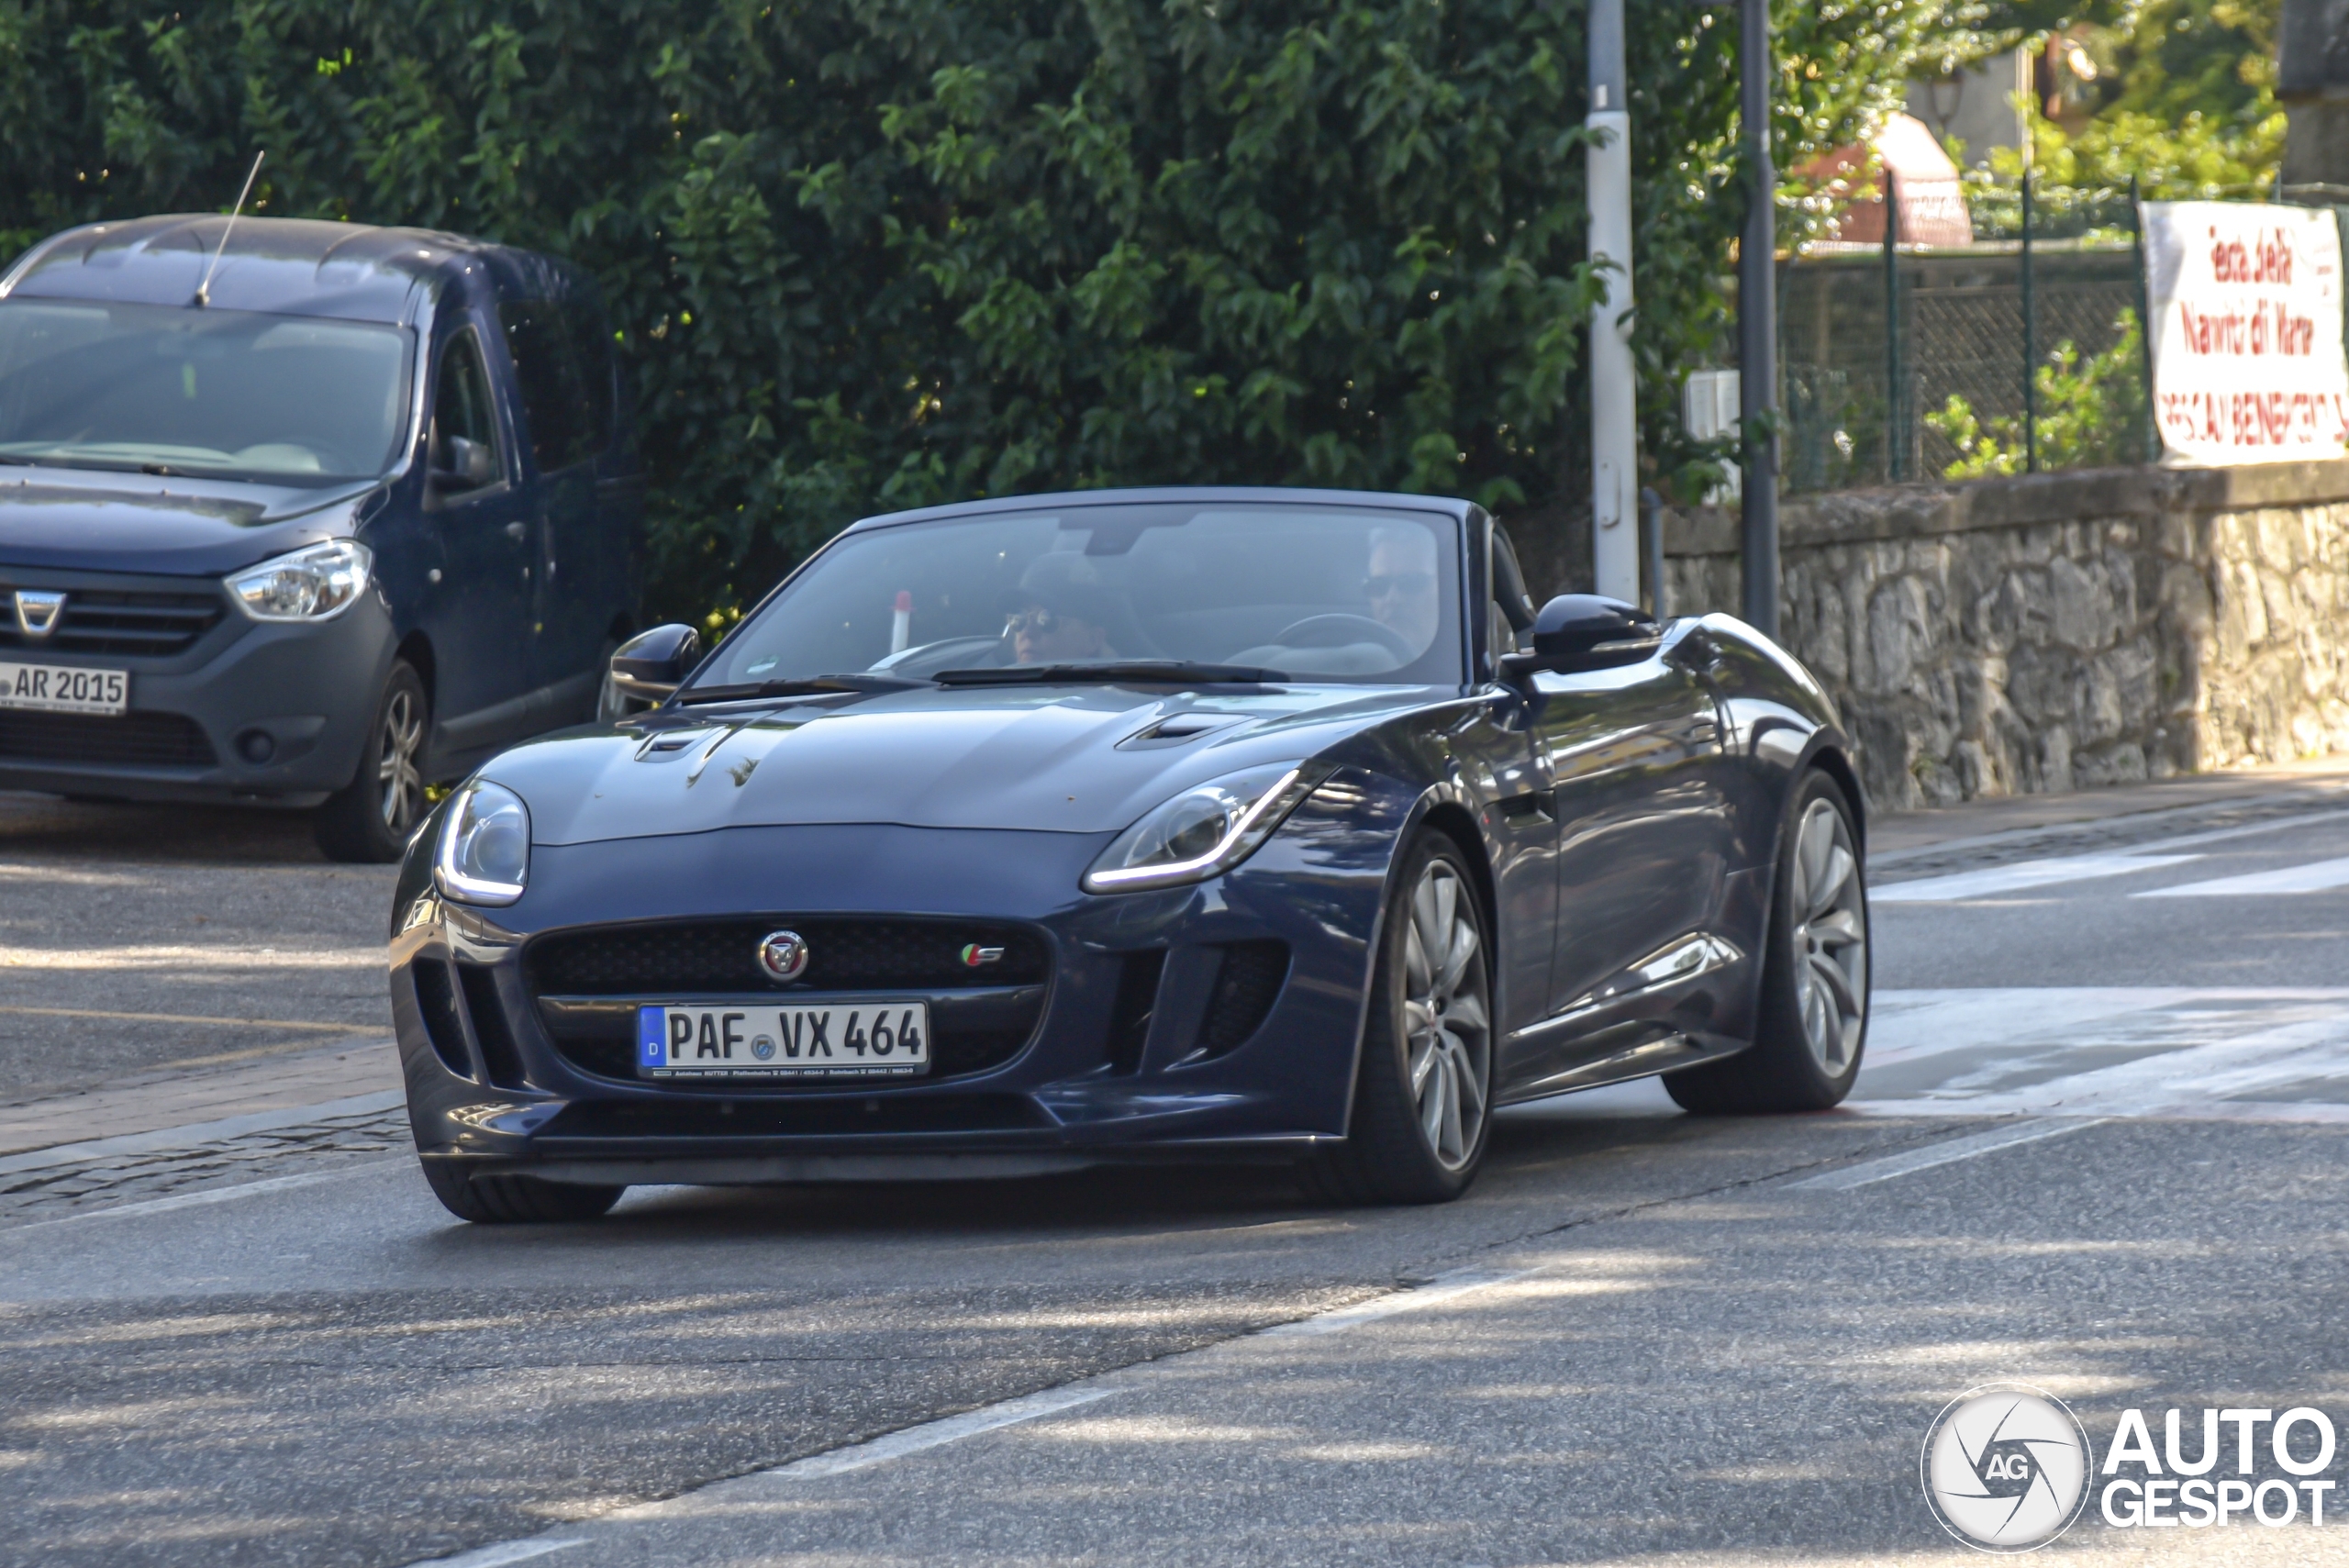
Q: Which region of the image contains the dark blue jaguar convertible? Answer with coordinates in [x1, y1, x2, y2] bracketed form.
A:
[389, 488, 1871, 1222]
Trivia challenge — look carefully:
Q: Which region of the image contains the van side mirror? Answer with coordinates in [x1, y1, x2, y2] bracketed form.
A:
[608, 623, 702, 703]
[1497, 595, 1661, 685]
[429, 434, 496, 493]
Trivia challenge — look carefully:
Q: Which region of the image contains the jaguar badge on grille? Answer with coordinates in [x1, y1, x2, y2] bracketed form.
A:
[756, 929, 810, 983]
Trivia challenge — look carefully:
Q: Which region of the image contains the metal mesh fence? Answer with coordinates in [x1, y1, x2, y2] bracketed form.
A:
[1770, 186, 2349, 493]
[1778, 240, 2149, 491]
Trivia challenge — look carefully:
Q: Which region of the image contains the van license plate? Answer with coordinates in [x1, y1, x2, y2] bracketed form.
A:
[637, 1001, 931, 1078]
[0, 663, 128, 717]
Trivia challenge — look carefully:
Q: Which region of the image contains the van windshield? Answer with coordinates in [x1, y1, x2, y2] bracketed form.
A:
[0, 299, 413, 485]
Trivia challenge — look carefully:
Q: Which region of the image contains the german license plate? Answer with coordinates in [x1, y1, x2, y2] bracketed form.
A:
[0, 662, 127, 717]
[637, 1001, 931, 1079]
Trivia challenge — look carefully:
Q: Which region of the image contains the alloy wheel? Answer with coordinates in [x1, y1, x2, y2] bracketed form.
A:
[377, 687, 424, 833]
[1399, 860, 1491, 1170]
[1789, 797, 1868, 1076]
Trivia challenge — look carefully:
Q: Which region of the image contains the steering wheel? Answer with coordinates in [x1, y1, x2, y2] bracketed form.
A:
[1269, 614, 1417, 662]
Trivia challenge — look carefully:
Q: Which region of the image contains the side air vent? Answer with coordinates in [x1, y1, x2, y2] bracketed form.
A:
[410, 957, 473, 1079]
[1193, 940, 1289, 1060]
[1105, 951, 1166, 1074]
[457, 962, 529, 1090]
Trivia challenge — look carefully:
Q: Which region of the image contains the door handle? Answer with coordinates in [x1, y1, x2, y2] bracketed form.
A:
[505, 521, 527, 542]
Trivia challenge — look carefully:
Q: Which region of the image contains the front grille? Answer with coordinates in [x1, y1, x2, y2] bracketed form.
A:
[524, 917, 1048, 997]
[524, 917, 1053, 1088]
[540, 1094, 1051, 1141]
[0, 586, 224, 656]
[0, 709, 216, 767]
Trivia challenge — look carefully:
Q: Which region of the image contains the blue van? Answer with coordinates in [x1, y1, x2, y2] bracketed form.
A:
[0, 216, 644, 859]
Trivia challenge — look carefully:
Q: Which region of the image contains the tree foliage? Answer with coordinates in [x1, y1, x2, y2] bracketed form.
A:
[0, 0, 1989, 612]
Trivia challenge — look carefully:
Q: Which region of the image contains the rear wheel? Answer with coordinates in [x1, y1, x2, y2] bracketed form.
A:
[1307, 832, 1495, 1205]
[314, 661, 427, 862]
[420, 1161, 624, 1224]
[1665, 771, 1870, 1114]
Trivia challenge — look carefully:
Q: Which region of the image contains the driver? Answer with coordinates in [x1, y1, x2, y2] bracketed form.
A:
[1005, 553, 1121, 664]
[1364, 527, 1440, 655]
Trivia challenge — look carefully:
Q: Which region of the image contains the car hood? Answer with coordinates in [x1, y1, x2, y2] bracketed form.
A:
[490, 683, 1450, 846]
[0, 463, 379, 573]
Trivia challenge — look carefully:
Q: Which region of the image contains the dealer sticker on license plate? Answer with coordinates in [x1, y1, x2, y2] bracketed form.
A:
[0, 662, 128, 717]
[637, 1001, 931, 1079]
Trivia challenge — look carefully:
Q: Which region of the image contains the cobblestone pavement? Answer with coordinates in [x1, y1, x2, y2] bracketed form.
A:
[0, 1106, 407, 1228]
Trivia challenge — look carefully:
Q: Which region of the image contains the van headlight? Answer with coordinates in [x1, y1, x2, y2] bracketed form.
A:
[227, 539, 372, 621]
[433, 781, 530, 906]
[1083, 762, 1327, 893]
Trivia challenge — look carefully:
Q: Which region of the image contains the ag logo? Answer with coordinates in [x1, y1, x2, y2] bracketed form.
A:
[1921, 1383, 2091, 1551]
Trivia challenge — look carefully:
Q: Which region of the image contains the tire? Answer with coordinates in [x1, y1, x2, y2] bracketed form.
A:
[314, 661, 429, 863]
[419, 1161, 624, 1224]
[1665, 770, 1871, 1114]
[1306, 831, 1496, 1205]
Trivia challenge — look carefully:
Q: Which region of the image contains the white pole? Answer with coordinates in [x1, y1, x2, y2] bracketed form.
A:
[1587, 0, 1639, 605]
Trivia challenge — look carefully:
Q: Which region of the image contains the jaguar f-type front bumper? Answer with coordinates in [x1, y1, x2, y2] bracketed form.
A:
[389, 775, 1409, 1188]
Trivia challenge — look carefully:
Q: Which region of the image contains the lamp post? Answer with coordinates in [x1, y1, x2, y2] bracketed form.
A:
[1586, 0, 1639, 604]
[1737, 0, 1779, 638]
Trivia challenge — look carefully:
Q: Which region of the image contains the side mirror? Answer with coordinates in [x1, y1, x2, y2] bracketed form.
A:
[608, 623, 702, 703]
[429, 434, 496, 493]
[1498, 595, 1661, 685]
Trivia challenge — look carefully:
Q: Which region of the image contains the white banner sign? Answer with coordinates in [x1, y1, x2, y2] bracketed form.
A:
[2143, 201, 2349, 464]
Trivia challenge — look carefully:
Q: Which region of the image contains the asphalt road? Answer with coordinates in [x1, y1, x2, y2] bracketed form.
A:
[0, 795, 395, 1102]
[5, 784, 2349, 1565]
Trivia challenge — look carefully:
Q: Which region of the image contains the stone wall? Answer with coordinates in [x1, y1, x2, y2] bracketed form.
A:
[1637, 462, 2349, 812]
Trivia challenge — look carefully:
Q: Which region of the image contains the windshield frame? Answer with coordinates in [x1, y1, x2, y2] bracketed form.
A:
[0, 296, 422, 488]
[682, 495, 1475, 696]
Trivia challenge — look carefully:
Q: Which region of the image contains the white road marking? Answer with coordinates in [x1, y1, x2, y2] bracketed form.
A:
[1866, 795, 2349, 870]
[2135, 853, 2349, 897]
[393, 1264, 1544, 1567]
[0, 1158, 405, 1234]
[1870, 853, 2202, 903]
[758, 1386, 1118, 1481]
[1850, 988, 2349, 1122]
[1792, 1118, 2109, 1190]
[1873, 805, 2349, 903]
[415, 1540, 584, 1568]
[1257, 1267, 1533, 1337]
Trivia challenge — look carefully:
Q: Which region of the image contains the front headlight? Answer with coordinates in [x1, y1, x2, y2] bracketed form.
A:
[1084, 762, 1328, 893]
[227, 539, 373, 621]
[433, 781, 529, 906]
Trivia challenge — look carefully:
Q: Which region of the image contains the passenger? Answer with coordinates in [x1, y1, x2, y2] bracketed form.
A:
[1364, 528, 1440, 655]
[1005, 554, 1121, 664]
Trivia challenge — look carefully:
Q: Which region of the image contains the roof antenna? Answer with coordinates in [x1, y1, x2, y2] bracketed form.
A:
[194, 150, 265, 307]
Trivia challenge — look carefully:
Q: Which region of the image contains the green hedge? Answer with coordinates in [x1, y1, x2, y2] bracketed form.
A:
[0, 0, 1998, 617]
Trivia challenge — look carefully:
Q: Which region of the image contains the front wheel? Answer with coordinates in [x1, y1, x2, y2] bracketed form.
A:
[1666, 770, 1870, 1114]
[1307, 832, 1495, 1205]
[313, 661, 428, 863]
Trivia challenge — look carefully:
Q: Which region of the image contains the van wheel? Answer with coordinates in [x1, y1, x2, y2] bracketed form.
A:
[315, 662, 428, 863]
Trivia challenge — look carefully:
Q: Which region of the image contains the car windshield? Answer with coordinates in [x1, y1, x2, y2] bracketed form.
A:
[0, 299, 413, 485]
[695, 502, 1466, 688]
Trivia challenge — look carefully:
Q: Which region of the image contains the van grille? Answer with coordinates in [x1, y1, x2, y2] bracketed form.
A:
[0, 709, 217, 767]
[0, 586, 224, 657]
